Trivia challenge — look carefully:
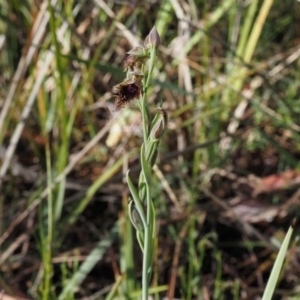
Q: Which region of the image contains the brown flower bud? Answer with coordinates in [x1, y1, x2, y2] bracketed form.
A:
[144, 27, 161, 48]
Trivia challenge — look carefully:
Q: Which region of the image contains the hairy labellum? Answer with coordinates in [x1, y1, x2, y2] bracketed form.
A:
[113, 73, 143, 110]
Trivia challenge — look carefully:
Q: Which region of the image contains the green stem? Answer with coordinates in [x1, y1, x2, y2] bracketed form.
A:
[142, 177, 152, 300]
[141, 100, 148, 146]
[142, 224, 150, 300]
[141, 47, 157, 145]
[140, 45, 157, 300]
[146, 47, 157, 87]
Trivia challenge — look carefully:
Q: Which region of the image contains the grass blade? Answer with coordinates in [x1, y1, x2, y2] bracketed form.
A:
[262, 219, 296, 300]
[58, 222, 119, 299]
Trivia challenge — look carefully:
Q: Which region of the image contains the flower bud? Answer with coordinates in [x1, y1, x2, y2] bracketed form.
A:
[149, 108, 167, 139]
[144, 27, 161, 48]
[128, 199, 144, 232]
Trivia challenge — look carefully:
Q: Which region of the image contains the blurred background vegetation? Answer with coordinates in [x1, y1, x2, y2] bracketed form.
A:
[1, 0, 300, 299]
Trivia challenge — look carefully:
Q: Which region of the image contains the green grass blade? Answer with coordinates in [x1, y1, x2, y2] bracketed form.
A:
[262, 220, 296, 300]
[58, 222, 119, 299]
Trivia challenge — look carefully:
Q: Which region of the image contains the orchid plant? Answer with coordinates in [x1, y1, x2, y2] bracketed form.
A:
[112, 27, 166, 300]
